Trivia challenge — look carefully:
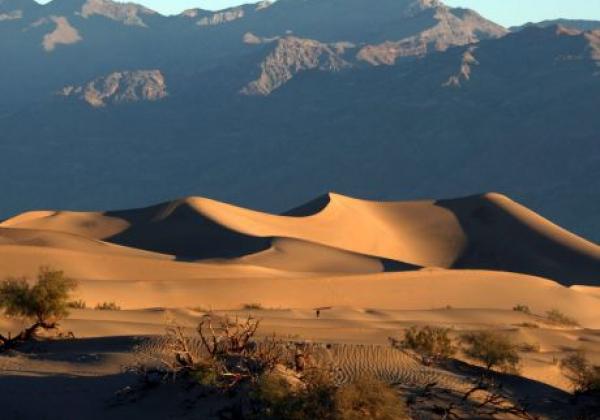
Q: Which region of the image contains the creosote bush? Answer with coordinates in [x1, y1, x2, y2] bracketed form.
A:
[67, 299, 87, 309]
[512, 304, 531, 315]
[0, 267, 77, 348]
[252, 373, 408, 420]
[460, 331, 520, 373]
[390, 326, 455, 365]
[95, 301, 121, 311]
[545, 309, 579, 327]
[560, 351, 600, 395]
[243, 303, 264, 310]
[333, 376, 408, 419]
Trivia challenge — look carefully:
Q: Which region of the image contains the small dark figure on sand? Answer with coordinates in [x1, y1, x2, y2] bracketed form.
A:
[316, 309, 321, 319]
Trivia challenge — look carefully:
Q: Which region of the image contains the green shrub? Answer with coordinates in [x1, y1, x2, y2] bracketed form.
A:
[252, 373, 408, 420]
[513, 304, 531, 315]
[560, 351, 600, 395]
[392, 326, 455, 364]
[95, 301, 121, 311]
[545, 309, 579, 327]
[190, 362, 221, 388]
[67, 299, 87, 309]
[252, 370, 335, 420]
[0, 267, 77, 328]
[334, 376, 408, 419]
[460, 331, 520, 372]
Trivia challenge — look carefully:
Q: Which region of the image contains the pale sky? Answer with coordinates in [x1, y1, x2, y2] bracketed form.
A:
[35, 0, 600, 27]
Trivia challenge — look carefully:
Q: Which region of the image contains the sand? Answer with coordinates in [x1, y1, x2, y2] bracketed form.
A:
[0, 192, 599, 419]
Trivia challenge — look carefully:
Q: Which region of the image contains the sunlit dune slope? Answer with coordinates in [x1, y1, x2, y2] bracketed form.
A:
[2, 192, 599, 284]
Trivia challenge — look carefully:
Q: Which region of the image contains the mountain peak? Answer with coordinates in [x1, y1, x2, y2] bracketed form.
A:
[79, 0, 159, 26]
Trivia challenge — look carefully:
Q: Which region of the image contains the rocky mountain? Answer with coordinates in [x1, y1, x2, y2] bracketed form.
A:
[59, 70, 168, 107]
[0, 0, 506, 107]
[1, 0, 600, 243]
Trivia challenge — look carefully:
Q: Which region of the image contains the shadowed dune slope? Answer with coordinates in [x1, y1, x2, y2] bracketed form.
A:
[2, 192, 599, 285]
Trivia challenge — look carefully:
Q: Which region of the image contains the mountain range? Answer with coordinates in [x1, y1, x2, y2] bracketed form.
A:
[1, 0, 599, 243]
[511, 19, 600, 32]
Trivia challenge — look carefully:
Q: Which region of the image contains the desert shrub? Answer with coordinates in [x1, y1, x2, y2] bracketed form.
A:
[0, 268, 77, 328]
[560, 351, 600, 395]
[516, 342, 540, 353]
[460, 331, 520, 372]
[513, 304, 531, 315]
[391, 326, 455, 365]
[134, 314, 291, 388]
[243, 303, 264, 310]
[334, 376, 408, 419]
[67, 299, 87, 309]
[252, 373, 408, 420]
[0, 268, 77, 347]
[95, 301, 121, 311]
[252, 369, 336, 420]
[545, 309, 579, 327]
[135, 316, 408, 419]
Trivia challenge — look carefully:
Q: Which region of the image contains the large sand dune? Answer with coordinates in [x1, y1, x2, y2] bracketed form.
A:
[2, 192, 599, 284]
[1, 192, 599, 324]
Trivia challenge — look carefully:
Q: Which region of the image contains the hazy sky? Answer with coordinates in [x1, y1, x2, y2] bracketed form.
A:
[35, 0, 600, 27]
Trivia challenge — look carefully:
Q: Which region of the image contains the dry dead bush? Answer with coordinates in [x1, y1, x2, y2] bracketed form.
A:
[133, 316, 409, 418]
[132, 314, 298, 389]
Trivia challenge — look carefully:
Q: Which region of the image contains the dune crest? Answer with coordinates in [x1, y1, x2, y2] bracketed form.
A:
[2, 192, 598, 285]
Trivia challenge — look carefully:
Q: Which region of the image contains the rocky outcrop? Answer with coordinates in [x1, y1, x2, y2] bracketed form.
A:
[243, 32, 279, 45]
[443, 46, 478, 87]
[195, 1, 271, 26]
[42, 16, 82, 52]
[80, 0, 157, 27]
[357, 5, 506, 65]
[59, 70, 167, 107]
[241, 37, 353, 96]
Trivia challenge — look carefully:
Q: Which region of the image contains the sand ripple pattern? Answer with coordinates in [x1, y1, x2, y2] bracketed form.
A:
[312, 344, 466, 389]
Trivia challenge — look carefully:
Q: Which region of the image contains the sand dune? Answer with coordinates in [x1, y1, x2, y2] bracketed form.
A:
[1, 192, 599, 325]
[2, 192, 599, 285]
